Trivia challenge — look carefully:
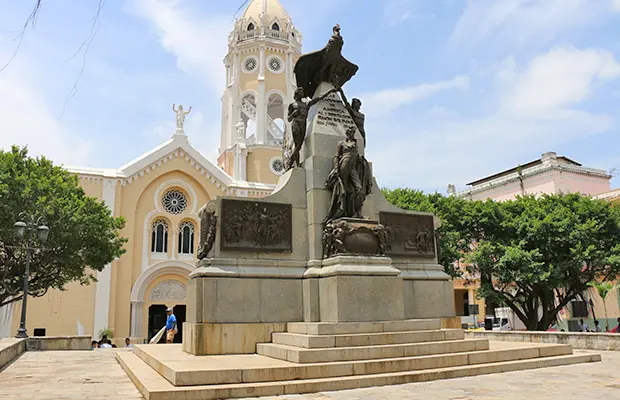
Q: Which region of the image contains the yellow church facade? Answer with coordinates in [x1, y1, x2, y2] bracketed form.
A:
[2, 0, 302, 344]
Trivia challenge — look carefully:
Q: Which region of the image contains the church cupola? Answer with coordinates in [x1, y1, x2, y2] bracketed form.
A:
[218, 0, 303, 185]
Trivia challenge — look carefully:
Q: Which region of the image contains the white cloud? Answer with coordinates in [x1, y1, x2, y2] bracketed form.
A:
[361, 75, 470, 118]
[504, 47, 620, 117]
[366, 47, 620, 190]
[0, 54, 92, 165]
[449, 0, 616, 50]
[125, 0, 230, 93]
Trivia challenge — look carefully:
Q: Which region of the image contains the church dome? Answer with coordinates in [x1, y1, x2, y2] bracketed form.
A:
[242, 0, 292, 30]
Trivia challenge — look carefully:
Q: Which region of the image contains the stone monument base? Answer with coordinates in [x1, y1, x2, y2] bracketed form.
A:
[304, 256, 404, 322]
[182, 322, 286, 355]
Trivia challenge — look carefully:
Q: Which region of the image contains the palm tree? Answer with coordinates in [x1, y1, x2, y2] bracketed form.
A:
[588, 282, 619, 331]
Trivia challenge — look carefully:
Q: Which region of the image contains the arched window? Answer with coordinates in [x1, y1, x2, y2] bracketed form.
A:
[247, 23, 255, 31]
[151, 219, 169, 253]
[271, 23, 280, 31]
[178, 221, 195, 255]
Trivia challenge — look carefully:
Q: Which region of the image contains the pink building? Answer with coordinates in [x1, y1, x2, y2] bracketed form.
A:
[454, 152, 619, 331]
[458, 152, 611, 201]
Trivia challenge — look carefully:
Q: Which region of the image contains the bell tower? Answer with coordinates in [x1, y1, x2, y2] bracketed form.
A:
[218, 0, 303, 184]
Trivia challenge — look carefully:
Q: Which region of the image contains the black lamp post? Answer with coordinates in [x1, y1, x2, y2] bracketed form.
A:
[13, 214, 49, 339]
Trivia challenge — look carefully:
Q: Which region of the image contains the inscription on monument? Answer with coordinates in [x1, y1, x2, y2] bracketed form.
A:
[380, 212, 436, 258]
[220, 199, 292, 252]
[315, 95, 358, 131]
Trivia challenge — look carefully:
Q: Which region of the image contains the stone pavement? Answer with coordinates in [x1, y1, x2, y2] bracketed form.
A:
[0, 346, 618, 400]
[0, 349, 142, 400]
[241, 349, 620, 400]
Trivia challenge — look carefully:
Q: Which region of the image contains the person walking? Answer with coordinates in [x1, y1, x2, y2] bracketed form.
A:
[165, 307, 178, 344]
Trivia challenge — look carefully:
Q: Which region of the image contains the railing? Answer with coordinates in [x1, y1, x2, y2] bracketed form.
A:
[235, 28, 301, 50]
[240, 98, 284, 141]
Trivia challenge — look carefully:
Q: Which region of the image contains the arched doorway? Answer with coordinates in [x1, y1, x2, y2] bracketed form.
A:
[129, 261, 193, 342]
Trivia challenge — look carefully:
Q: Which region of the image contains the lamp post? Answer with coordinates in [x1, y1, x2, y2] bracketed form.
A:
[13, 214, 49, 339]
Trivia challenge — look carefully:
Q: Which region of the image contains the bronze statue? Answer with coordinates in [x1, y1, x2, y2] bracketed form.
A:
[324, 126, 372, 222]
[338, 88, 365, 144]
[294, 24, 359, 98]
[286, 87, 337, 170]
[197, 204, 217, 260]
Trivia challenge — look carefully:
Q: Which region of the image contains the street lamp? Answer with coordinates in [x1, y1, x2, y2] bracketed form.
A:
[13, 214, 49, 339]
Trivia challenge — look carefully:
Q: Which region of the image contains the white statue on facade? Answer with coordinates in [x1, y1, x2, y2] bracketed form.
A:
[172, 104, 192, 133]
[236, 121, 246, 142]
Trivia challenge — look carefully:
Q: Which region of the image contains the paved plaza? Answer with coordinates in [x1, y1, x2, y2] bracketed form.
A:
[0, 345, 618, 400]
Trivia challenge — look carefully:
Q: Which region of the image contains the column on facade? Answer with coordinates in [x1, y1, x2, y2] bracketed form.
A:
[93, 179, 116, 338]
[130, 301, 144, 338]
[256, 46, 267, 144]
[229, 52, 241, 149]
[0, 302, 15, 338]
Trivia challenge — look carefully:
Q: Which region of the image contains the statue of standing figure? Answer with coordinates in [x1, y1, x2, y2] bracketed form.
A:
[172, 104, 192, 133]
[324, 126, 372, 222]
[286, 87, 337, 170]
[338, 88, 366, 145]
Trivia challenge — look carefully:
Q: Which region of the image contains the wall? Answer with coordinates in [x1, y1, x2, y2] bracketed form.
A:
[466, 330, 620, 351]
[11, 280, 97, 338]
[246, 146, 282, 184]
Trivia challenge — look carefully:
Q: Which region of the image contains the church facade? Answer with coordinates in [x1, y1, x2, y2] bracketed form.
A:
[0, 0, 302, 344]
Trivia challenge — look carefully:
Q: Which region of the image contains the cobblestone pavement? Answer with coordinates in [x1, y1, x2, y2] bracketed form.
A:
[0, 348, 619, 400]
[0, 349, 142, 400]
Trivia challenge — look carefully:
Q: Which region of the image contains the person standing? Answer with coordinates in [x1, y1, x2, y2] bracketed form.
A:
[165, 307, 178, 344]
[578, 319, 589, 332]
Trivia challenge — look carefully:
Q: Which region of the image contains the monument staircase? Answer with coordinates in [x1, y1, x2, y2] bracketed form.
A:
[116, 319, 599, 400]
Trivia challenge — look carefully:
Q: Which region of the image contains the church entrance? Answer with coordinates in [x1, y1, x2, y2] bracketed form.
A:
[147, 304, 186, 344]
[148, 305, 167, 343]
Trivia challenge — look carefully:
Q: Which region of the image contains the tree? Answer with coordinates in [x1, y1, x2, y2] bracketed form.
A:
[469, 194, 620, 331]
[0, 146, 126, 308]
[587, 281, 619, 331]
[384, 189, 620, 331]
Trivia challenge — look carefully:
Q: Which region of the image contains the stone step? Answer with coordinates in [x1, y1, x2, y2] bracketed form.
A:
[257, 338, 490, 363]
[286, 319, 442, 335]
[131, 342, 574, 387]
[116, 350, 601, 400]
[272, 328, 464, 348]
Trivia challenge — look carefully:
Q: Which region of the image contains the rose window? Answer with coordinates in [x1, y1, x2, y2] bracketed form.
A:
[162, 190, 187, 215]
[268, 57, 282, 72]
[243, 56, 258, 73]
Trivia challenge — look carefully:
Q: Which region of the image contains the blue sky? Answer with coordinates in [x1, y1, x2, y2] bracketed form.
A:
[1, 0, 619, 192]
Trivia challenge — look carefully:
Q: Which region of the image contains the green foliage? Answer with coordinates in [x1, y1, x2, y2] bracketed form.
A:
[0, 146, 126, 307]
[384, 188, 620, 331]
[98, 328, 114, 340]
[588, 281, 619, 331]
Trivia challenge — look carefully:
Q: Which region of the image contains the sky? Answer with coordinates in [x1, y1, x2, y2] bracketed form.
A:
[0, 0, 619, 193]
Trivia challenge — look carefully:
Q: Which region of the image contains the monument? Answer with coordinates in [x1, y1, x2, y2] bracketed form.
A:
[117, 22, 600, 400]
[184, 24, 455, 355]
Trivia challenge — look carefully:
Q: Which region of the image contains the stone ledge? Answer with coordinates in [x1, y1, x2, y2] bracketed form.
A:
[465, 331, 620, 351]
[0, 338, 26, 370]
[25, 335, 93, 351]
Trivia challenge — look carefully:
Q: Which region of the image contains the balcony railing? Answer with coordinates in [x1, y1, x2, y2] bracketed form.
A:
[234, 28, 302, 49]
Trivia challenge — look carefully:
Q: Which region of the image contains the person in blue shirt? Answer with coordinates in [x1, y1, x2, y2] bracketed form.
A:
[165, 307, 178, 343]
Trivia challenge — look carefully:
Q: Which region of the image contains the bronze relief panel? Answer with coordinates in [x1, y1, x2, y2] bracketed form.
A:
[379, 212, 436, 258]
[220, 199, 292, 252]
